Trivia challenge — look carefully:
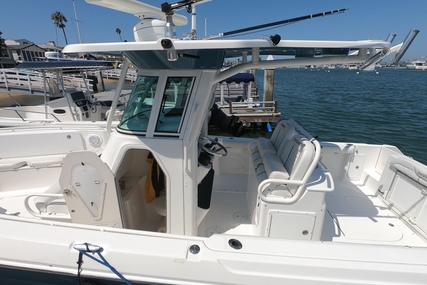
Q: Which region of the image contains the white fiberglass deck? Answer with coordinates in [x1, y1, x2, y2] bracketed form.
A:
[199, 180, 426, 246]
[323, 181, 425, 246]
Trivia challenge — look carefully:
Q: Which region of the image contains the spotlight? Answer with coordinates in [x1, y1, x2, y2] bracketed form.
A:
[161, 38, 173, 49]
[270, 34, 281, 46]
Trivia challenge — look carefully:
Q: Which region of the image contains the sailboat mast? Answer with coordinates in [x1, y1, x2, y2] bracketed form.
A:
[73, 0, 82, 43]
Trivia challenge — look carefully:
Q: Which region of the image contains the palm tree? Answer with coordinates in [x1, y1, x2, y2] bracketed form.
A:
[116, 28, 123, 41]
[0, 30, 4, 68]
[51, 11, 68, 45]
[0, 31, 5, 56]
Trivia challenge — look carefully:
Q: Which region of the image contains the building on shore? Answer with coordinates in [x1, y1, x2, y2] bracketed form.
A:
[0, 39, 62, 68]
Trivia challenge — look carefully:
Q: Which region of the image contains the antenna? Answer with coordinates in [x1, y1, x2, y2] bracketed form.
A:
[72, 0, 82, 43]
[206, 8, 348, 39]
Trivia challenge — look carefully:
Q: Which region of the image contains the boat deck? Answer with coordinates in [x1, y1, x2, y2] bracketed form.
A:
[199, 180, 427, 246]
[323, 181, 425, 245]
[0, 190, 47, 218]
[199, 191, 252, 236]
[1, 176, 426, 247]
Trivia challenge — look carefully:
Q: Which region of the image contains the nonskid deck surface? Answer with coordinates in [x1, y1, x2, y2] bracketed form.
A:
[198, 190, 252, 237]
[324, 181, 426, 246]
[201, 181, 427, 246]
[1, 178, 426, 246]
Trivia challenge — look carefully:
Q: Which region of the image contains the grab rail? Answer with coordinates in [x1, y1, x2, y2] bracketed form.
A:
[257, 120, 322, 204]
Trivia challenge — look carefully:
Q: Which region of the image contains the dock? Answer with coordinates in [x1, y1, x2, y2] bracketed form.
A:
[0, 68, 93, 96]
[214, 72, 281, 123]
[0, 68, 137, 97]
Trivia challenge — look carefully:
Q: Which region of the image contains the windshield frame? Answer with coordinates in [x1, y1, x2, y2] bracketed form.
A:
[117, 71, 200, 137]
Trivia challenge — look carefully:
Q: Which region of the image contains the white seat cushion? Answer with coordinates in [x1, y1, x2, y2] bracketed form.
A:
[257, 138, 277, 157]
[263, 153, 290, 180]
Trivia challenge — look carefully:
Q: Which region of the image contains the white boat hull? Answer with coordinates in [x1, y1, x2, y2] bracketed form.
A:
[1, 214, 427, 285]
[406, 60, 427, 70]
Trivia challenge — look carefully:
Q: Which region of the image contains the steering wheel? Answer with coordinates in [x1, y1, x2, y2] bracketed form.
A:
[198, 136, 228, 157]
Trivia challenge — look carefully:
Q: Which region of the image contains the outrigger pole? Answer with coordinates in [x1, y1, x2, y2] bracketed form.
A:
[206, 8, 349, 39]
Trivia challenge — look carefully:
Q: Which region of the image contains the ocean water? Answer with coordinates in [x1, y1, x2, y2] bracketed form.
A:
[255, 67, 427, 165]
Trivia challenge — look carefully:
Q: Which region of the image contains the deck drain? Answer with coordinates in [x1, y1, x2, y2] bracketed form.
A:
[233, 211, 249, 222]
[205, 226, 224, 236]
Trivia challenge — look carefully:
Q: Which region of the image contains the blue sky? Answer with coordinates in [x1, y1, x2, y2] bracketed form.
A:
[1, 0, 426, 61]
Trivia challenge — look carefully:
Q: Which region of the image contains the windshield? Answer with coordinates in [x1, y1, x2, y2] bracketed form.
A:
[118, 75, 159, 133]
[154, 77, 194, 133]
[118, 75, 195, 135]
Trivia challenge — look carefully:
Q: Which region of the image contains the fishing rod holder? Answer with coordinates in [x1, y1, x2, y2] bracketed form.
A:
[161, 1, 205, 38]
[161, 0, 202, 15]
[164, 14, 177, 38]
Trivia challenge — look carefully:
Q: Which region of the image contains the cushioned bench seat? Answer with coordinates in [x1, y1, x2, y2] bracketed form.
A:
[249, 120, 319, 198]
[249, 120, 295, 179]
[247, 120, 329, 240]
[249, 120, 294, 158]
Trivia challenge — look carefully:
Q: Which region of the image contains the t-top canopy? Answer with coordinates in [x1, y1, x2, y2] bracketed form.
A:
[16, 60, 114, 72]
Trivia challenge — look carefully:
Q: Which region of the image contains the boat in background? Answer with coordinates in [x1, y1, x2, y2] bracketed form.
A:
[0, 58, 131, 127]
[0, 1, 426, 284]
[406, 59, 427, 70]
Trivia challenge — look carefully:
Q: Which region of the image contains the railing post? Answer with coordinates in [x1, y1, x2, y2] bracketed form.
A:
[2, 70, 10, 91]
[27, 74, 33, 94]
[220, 83, 224, 105]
